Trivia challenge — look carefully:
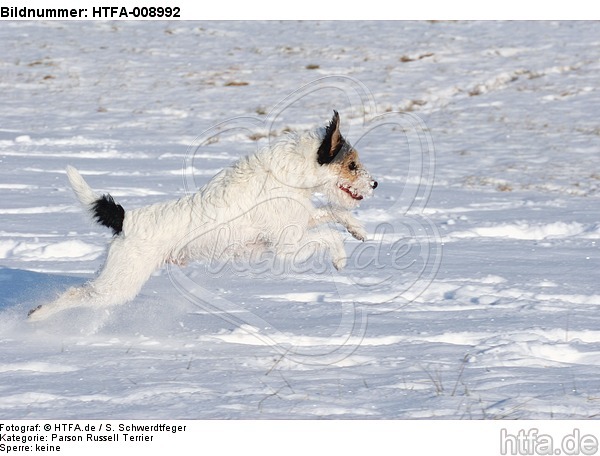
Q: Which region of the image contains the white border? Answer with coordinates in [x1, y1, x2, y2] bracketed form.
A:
[4, 420, 600, 456]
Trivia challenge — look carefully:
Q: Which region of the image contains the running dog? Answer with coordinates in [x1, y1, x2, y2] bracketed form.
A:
[28, 111, 377, 320]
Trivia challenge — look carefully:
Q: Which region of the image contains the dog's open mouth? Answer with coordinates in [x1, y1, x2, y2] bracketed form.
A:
[338, 184, 363, 201]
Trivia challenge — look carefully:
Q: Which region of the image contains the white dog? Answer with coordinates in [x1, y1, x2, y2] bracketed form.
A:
[28, 111, 377, 321]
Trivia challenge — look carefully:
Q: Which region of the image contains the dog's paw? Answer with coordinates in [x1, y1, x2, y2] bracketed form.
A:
[348, 225, 368, 242]
[27, 304, 52, 322]
[27, 305, 43, 319]
[333, 256, 347, 271]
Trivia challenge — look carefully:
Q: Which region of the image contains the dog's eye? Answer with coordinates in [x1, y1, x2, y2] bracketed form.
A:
[348, 161, 357, 171]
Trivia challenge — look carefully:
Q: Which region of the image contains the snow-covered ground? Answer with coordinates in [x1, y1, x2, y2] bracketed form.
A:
[1, 21, 599, 419]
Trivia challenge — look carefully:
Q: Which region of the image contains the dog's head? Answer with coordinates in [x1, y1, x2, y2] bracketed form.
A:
[316, 111, 378, 208]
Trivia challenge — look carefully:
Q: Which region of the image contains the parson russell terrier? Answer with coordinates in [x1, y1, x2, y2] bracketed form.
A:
[28, 111, 377, 321]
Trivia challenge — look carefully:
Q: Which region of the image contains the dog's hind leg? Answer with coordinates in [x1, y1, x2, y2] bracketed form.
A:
[27, 284, 99, 321]
[89, 236, 163, 304]
[28, 237, 162, 321]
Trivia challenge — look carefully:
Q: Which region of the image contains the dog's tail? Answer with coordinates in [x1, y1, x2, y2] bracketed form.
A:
[66, 165, 125, 235]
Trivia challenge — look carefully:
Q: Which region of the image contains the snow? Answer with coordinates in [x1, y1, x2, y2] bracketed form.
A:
[1, 21, 599, 420]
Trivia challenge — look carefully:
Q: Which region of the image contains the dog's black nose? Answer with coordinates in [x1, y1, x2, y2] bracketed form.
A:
[371, 180, 378, 189]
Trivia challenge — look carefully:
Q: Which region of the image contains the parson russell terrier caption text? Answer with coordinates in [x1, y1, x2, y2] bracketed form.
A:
[0, 423, 187, 453]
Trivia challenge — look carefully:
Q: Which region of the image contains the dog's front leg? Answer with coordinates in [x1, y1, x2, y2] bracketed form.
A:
[285, 225, 347, 270]
[341, 214, 368, 242]
[314, 226, 347, 270]
[309, 207, 368, 242]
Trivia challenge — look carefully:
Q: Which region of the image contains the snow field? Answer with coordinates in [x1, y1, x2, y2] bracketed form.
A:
[0, 21, 599, 419]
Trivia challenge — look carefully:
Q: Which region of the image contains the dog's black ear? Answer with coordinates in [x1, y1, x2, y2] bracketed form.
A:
[317, 110, 344, 165]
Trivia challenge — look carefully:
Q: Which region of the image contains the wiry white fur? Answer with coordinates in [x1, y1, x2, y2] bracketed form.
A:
[29, 119, 376, 321]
